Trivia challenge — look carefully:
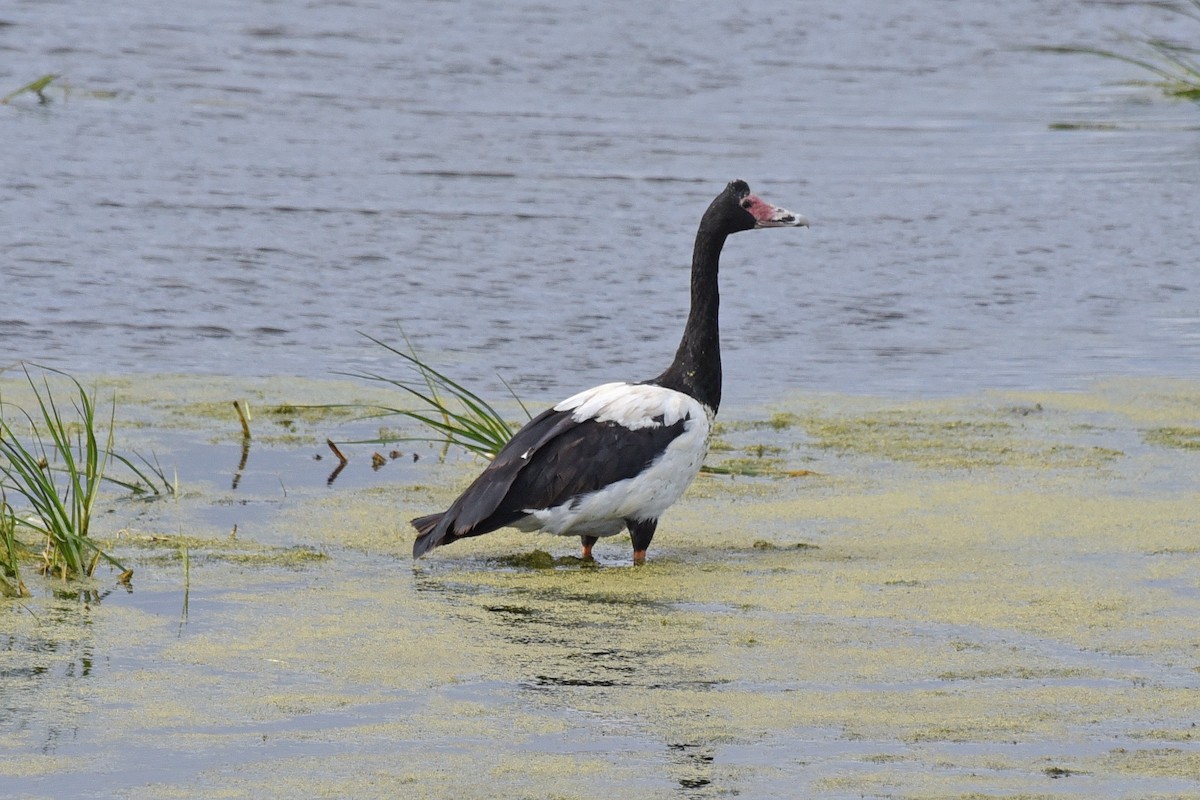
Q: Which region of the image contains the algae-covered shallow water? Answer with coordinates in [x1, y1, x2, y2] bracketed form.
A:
[3, 374, 1200, 799]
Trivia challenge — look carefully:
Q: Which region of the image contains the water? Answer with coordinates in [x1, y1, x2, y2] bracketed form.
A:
[3, 0, 1198, 405]
[4, 5, 1200, 796]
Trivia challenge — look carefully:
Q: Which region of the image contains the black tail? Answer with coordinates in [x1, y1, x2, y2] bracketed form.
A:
[411, 512, 445, 559]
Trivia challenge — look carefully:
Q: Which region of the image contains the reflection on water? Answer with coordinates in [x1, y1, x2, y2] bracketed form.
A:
[414, 562, 737, 794]
[0, 596, 101, 756]
[1, 0, 1197, 405]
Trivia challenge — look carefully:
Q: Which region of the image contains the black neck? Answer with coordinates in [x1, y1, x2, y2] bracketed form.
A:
[652, 223, 726, 412]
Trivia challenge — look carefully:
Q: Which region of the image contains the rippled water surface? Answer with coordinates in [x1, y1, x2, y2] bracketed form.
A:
[4, 4, 1200, 798]
[3, 0, 1197, 404]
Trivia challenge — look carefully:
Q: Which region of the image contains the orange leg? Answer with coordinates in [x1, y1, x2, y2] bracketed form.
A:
[627, 518, 657, 566]
[581, 535, 598, 560]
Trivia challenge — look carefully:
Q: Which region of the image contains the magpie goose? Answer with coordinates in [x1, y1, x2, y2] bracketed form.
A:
[412, 180, 807, 564]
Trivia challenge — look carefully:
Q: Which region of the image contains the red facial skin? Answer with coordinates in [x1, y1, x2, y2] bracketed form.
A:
[742, 194, 789, 225]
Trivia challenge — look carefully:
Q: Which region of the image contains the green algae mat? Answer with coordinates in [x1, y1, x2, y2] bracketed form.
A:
[2, 375, 1199, 798]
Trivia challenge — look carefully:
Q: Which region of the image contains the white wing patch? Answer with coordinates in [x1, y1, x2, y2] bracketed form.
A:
[554, 382, 706, 430]
[521, 382, 714, 538]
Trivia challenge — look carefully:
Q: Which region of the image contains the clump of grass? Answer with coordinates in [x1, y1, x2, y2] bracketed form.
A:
[0, 366, 127, 580]
[338, 332, 529, 459]
[1043, 0, 1200, 101]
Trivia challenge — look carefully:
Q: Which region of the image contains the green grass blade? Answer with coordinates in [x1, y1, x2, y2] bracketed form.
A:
[106, 449, 174, 496]
[1038, 10, 1200, 102]
[499, 374, 534, 422]
[345, 332, 525, 459]
[0, 73, 58, 104]
[1048, 44, 1182, 82]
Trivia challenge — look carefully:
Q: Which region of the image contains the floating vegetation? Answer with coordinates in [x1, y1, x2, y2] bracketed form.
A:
[492, 549, 590, 569]
[1047, 121, 1122, 131]
[751, 539, 819, 551]
[4, 376, 1199, 795]
[162, 396, 359, 446]
[801, 409, 1124, 469]
[112, 532, 328, 569]
[1040, 0, 1200, 101]
[702, 458, 816, 478]
[713, 412, 801, 436]
[1145, 426, 1200, 450]
[758, 412, 802, 431]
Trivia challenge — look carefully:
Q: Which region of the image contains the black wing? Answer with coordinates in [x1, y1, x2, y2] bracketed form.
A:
[412, 406, 687, 557]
